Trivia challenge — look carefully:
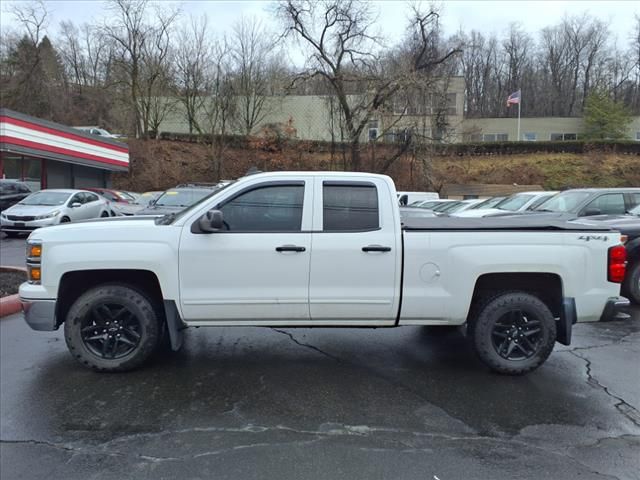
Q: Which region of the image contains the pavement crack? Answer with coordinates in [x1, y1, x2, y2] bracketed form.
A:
[271, 328, 342, 362]
[569, 350, 640, 427]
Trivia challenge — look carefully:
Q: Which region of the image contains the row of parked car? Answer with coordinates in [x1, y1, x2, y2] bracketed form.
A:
[401, 187, 640, 305]
[0, 179, 226, 237]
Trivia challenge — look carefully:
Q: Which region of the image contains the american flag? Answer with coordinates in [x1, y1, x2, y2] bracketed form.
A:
[507, 90, 521, 107]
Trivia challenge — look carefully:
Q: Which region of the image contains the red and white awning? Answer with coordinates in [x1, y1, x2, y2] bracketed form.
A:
[0, 109, 129, 171]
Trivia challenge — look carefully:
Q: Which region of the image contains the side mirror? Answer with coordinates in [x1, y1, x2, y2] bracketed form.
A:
[583, 208, 601, 216]
[198, 209, 224, 233]
[71, 202, 82, 208]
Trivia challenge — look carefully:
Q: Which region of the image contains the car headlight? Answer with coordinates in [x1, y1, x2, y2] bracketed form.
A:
[35, 210, 60, 220]
[0, 213, 7, 219]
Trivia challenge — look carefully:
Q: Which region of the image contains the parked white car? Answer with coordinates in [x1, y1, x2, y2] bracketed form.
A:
[453, 191, 558, 218]
[0, 189, 111, 237]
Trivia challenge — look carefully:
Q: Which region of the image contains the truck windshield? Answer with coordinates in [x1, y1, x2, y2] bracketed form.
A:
[161, 182, 235, 224]
[535, 191, 591, 213]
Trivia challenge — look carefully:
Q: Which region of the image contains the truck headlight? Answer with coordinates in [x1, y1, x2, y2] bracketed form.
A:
[26, 240, 42, 284]
[35, 210, 60, 220]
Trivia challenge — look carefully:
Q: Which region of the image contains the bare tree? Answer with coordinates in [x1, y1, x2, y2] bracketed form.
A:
[175, 15, 212, 134]
[230, 16, 278, 136]
[102, 0, 178, 137]
[279, 0, 460, 171]
[9, 0, 48, 46]
[201, 41, 237, 180]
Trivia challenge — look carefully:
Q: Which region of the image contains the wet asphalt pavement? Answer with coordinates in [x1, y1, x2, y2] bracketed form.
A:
[0, 309, 639, 480]
[1, 234, 640, 479]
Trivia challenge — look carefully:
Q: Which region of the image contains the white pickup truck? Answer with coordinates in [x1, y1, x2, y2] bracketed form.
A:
[19, 172, 629, 375]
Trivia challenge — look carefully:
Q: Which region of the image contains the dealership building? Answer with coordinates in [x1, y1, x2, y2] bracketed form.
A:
[0, 109, 129, 191]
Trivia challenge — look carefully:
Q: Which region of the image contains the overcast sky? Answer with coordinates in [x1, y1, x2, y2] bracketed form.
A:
[1, 0, 638, 45]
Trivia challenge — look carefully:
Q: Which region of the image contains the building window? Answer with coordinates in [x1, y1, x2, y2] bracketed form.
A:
[446, 93, 457, 116]
[368, 119, 379, 141]
[481, 133, 508, 142]
[636, 131, 640, 141]
[550, 133, 578, 141]
[523, 132, 537, 141]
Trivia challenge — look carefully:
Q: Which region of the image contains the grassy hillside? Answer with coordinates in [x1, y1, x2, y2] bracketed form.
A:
[430, 152, 639, 190]
[112, 139, 639, 192]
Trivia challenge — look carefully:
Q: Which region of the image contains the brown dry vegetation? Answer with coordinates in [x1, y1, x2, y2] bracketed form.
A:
[112, 139, 640, 192]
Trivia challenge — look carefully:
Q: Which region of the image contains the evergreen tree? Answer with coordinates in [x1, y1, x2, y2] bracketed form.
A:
[583, 90, 632, 140]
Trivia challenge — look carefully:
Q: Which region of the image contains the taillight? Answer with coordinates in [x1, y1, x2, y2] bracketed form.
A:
[607, 245, 626, 283]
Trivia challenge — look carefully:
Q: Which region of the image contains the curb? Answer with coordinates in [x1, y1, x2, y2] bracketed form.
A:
[0, 266, 27, 318]
[0, 293, 21, 317]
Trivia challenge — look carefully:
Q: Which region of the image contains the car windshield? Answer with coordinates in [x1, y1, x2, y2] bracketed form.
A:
[18, 191, 70, 206]
[470, 197, 504, 209]
[446, 202, 473, 213]
[435, 202, 462, 212]
[137, 192, 160, 205]
[117, 191, 136, 201]
[535, 191, 592, 213]
[154, 189, 213, 207]
[495, 194, 535, 211]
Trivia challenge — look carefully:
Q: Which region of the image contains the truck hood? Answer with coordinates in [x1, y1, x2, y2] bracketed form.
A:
[27, 216, 159, 242]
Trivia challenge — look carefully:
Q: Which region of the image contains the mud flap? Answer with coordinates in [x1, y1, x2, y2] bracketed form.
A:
[163, 300, 186, 351]
[557, 297, 576, 346]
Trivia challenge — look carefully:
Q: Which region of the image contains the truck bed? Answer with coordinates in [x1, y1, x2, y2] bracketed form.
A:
[402, 216, 614, 231]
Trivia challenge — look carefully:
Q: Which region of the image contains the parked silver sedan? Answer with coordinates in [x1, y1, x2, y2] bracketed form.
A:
[0, 189, 111, 237]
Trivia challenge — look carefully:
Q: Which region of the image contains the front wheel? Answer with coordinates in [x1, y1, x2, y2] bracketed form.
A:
[64, 284, 161, 372]
[470, 292, 556, 375]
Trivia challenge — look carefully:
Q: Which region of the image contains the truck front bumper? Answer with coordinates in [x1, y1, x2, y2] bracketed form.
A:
[599, 296, 631, 322]
[21, 298, 57, 331]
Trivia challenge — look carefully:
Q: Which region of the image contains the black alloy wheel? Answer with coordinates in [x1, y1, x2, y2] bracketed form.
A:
[80, 303, 142, 359]
[491, 309, 542, 361]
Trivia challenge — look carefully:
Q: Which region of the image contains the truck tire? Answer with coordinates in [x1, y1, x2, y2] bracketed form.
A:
[64, 284, 161, 372]
[470, 291, 556, 375]
[623, 262, 640, 305]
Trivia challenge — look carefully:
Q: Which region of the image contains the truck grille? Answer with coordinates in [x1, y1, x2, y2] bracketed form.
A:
[7, 216, 35, 221]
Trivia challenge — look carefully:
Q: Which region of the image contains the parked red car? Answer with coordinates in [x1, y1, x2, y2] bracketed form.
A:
[83, 188, 136, 204]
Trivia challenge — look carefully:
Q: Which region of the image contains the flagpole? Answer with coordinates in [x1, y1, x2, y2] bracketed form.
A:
[517, 90, 521, 141]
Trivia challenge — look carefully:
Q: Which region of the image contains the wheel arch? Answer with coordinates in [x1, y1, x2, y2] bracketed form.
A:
[468, 272, 564, 321]
[56, 269, 165, 329]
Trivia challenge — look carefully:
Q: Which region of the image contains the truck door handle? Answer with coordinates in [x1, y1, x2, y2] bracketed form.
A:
[362, 245, 391, 252]
[276, 245, 306, 252]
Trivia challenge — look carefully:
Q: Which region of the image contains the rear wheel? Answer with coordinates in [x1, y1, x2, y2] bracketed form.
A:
[623, 262, 640, 305]
[100, 211, 109, 217]
[64, 284, 162, 372]
[470, 292, 556, 375]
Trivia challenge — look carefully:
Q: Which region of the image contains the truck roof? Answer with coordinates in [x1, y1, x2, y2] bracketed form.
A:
[240, 171, 393, 181]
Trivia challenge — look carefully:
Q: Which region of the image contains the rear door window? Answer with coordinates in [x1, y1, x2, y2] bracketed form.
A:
[322, 183, 379, 231]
